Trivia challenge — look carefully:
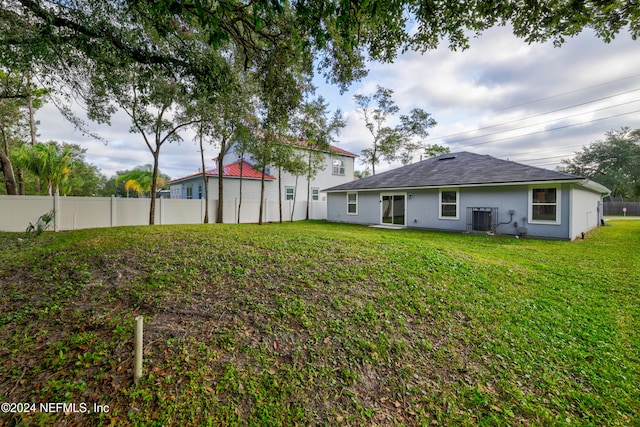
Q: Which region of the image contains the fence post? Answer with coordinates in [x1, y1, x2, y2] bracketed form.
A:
[53, 192, 61, 232]
[111, 195, 116, 227]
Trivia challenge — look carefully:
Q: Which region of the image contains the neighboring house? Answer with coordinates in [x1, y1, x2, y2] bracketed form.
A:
[323, 152, 610, 240]
[169, 144, 357, 223]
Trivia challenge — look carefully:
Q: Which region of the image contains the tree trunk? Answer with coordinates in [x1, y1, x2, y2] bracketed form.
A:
[27, 90, 41, 194]
[290, 175, 299, 222]
[305, 152, 311, 220]
[149, 150, 160, 225]
[258, 148, 269, 225]
[258, 170, 265, 225]
[199, 132, 209, 223]
[237, 159, 243, 224]
[17, 168, 25, 195]
[0, 152, 18, 195]
[217, 151, 224, 223]
[0, 128, 18, 195]
[305, 175, 311, 220]
[278, 166, 283, 223]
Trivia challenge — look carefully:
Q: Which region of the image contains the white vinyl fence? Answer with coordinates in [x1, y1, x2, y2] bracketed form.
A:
[0, 195, 327, 232]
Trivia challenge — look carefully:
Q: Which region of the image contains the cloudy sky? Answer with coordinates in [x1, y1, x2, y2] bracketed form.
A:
[35, 25, 640, 180]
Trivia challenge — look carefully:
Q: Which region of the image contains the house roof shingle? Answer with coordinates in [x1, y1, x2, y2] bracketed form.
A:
[289, 139, 358, 158]
[324, 152, 587, 192]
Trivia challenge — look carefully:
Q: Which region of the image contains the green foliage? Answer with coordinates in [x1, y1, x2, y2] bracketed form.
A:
[424, 144, 451, 158]
[189, 62, 257, 223]
[4, 0, 637, 163]
[13, 141, 72, 195]
[61, 157, 107, 197]
[0, 67, 49, 195]
[355, 86, 437, 174]
[294, 95, 346, 153]
[25, 209, 54, 236]
[1, 221, 639, 426]
[10, 141, 105, 196]
[562, 127, 640, 201]
[89, 59, 196, 222]
[115, 164, 170, 198]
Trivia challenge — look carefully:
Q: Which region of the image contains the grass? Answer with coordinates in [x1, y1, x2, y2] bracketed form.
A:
[0, 220, 638, 426]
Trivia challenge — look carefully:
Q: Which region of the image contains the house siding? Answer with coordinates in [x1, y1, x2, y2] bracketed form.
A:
[170, 148, 356, 223]
[569, 185, 603, 240]
[326, 183, 579, 239]
[327, 192, 380, 225]
[324, 152, 609, 240]
[222, 150, 355, 200]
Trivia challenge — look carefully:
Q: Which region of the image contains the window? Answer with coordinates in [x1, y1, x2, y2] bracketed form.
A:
[285, 186, 295, 201]
[311, 188, 319, 201]
[439, 189, 458, 219]
[186, 187, 193, 199]
[347, 192, 358, 215]
[198, 185, 203, 199]
[530, 187, 560, 223]
[333, 158, 345, 175]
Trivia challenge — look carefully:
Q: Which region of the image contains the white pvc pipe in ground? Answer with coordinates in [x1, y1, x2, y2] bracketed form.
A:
[134, 316, 143, 382]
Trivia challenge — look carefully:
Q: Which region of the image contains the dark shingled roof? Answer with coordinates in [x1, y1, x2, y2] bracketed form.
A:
[324, 152, 583, 192]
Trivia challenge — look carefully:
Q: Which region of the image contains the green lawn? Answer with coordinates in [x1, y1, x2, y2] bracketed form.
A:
[0, 221, 638, 426]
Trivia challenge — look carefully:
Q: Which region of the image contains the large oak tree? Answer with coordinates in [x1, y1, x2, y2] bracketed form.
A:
[2, 0, 638, 219]
[562, 127, 640, 201]
[5, 1, 638, 103]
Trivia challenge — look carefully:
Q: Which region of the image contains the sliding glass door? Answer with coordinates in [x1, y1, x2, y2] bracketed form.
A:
[381, 194, 406, 225]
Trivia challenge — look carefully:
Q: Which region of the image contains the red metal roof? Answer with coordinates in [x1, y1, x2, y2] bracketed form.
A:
[328, 144, 358, 158]
[169, 160, 275, 184]
[216, 161, 276, 180]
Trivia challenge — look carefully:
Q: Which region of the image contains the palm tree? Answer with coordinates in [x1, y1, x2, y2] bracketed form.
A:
[14, 142, 73, 195]
[116, 165, 166, 198]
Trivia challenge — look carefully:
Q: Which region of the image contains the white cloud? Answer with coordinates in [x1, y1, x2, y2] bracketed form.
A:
[313, 26, 637, 173]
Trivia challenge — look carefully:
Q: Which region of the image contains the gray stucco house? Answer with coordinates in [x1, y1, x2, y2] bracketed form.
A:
[323, 152, 610, 240]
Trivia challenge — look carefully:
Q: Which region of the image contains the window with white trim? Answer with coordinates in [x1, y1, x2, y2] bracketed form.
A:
[198, 185, 203, 199]
[347, 192, 358, 215]
[439, 189, 459, 219]
[285, 186, 295, 201]
[186, 187, 193, 199]
[530, 187, 560, 223]
[311, 188, 319, 201]
[333, 158, 345, 175]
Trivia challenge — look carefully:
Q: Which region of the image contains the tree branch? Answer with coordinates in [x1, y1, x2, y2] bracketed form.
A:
[18, 0, 191, 69]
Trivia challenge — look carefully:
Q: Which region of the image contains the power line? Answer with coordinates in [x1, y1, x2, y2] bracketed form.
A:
[511, 154, 572, 162]
[432, 73, 640, 129]
[443, 99, 640, 145]
[486, 73, 640, 114]
[454, 108, 640, 149]
[433, 88, 640, 141]
[496, 143, 587, 159]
